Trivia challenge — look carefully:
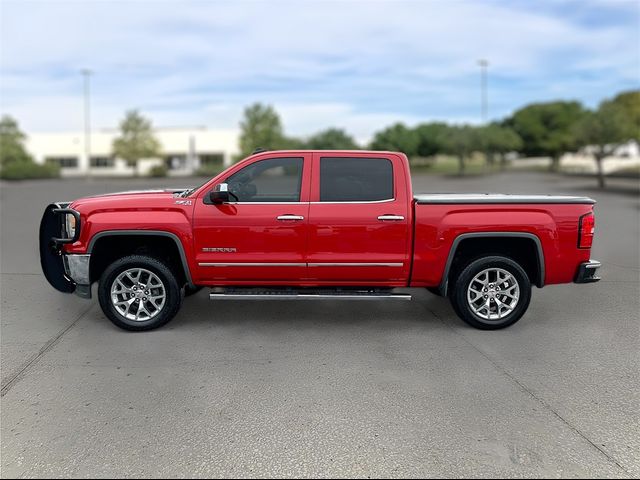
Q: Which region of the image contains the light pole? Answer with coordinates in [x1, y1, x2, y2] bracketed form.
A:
[478, 59, 489, 123]
[81, 68, 92, 176]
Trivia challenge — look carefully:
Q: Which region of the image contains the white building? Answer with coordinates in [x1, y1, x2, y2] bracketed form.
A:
[25, 126, 239, 177]
[561, 140, 640, 174]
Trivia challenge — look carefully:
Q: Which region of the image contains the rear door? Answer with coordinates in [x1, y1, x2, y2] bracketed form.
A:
[306, 153, 411, 285]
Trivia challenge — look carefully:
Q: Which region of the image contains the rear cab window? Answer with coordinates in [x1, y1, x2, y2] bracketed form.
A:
[319, 157, 394, 202]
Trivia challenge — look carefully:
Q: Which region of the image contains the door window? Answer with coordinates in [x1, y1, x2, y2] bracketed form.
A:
[320, 157, 393, 202]
[226, 157, 303, 202]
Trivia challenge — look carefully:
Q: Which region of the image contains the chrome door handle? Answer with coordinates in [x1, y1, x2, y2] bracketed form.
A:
[377, 215, 405, 221]
[277, 214, 305, 221]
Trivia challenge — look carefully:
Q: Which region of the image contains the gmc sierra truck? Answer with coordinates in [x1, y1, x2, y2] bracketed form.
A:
[40, 150, 600, 331]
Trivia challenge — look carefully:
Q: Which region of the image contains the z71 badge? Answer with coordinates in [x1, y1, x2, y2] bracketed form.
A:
[174, 199, 193, 205]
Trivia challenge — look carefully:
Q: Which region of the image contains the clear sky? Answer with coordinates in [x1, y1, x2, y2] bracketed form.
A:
[1, 0, 638, 142]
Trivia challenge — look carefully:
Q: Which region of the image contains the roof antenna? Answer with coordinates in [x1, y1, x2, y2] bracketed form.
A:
[252, 147, 268, 154]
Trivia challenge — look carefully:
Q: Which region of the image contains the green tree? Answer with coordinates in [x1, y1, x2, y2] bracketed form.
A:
[574, 91, 639, 188]
[609, 90, 640, 125]
[441, 125, 479, 175]
[414, 122, 450, 157]
[281, 136, 307, 150]
[478, 123, 523, 169]
[238, 103, 287, 157]
[0, 115, 33, 167]
[369, 123, 419, 157]
[0, 115, 60, 179]
[507, 101, 587, 171]
[112, 110, 161, 176]
[304, 128, 359, 150]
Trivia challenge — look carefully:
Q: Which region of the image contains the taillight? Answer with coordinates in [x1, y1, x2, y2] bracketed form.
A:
[578, 212, 595, 249]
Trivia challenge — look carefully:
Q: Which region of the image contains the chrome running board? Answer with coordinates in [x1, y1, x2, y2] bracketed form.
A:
[209, 287, 412, 301]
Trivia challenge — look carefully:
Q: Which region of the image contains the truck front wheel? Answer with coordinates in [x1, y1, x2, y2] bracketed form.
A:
[449, 256, 531, 330]
[98, 255, 182, 331]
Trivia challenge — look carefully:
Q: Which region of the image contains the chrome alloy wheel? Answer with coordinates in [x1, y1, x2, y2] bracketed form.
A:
[110, 268, 166, 321]
[466, 267, 520, 321]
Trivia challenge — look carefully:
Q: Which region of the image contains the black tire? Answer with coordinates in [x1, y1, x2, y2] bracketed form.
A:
[449, 256, 531, 330]
[98, 255, 182, 331]
[184, 285, 203, 297]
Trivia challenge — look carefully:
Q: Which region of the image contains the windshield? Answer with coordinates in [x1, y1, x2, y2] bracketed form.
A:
[179, 179, 212, 197]
[182, 154, 257, 197]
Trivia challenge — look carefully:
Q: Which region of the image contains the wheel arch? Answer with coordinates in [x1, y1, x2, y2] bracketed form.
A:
[439, 232, 544, 296]
[87, 230, 194, 287]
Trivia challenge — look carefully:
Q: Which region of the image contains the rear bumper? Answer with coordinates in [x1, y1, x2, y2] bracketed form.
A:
[574, 260, 601, 284]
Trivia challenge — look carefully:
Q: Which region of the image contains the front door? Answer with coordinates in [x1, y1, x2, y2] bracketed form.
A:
[193, 154, 311, 284]
[306, 153, 411, 285]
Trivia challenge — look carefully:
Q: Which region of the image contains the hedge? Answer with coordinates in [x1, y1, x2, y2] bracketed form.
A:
[0, 161, 60, 180]
[194, 164, 223, 177]
[148, 164, 168, 177]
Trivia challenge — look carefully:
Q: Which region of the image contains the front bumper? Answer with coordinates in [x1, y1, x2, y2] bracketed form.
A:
[62, 254, 92, 298]
[39, 203, 91, 299]
[574, 260, 601, 284]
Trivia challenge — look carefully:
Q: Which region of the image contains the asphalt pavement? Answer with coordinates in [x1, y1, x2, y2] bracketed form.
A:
[1, 172, 638, 478]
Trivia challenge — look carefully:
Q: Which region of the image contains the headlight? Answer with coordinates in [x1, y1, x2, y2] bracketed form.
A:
[65, 214, 76, 239]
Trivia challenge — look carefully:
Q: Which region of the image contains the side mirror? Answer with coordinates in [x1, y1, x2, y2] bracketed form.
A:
[208, 183, 230, 204]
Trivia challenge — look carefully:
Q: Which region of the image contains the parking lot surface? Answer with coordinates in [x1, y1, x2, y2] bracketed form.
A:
[1, 172, 638, 478]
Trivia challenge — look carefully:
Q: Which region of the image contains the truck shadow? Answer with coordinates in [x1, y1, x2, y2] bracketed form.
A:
[172, 289, 455, 332]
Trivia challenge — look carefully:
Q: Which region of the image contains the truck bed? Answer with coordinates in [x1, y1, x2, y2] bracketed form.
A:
[410, 194, 596, 290]
[413, 193, 596, 204]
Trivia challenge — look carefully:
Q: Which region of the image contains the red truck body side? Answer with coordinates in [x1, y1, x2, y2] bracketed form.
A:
[63, 150, 594, 290]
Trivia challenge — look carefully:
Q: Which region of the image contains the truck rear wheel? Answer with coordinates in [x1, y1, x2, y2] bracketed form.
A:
[98, 255, 182, 331]
[449, 256, 531, 330]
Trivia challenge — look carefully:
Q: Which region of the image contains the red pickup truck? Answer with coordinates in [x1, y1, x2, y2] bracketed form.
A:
[40, 150, 600, 331]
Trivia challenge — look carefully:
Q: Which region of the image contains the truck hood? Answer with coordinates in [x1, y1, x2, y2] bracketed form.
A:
[85, 187, 191, 198]
[67, 187, 194, 211]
